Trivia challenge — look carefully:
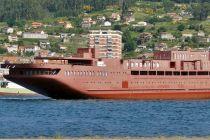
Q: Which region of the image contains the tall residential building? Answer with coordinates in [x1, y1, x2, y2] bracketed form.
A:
[88, 30, 122, 59]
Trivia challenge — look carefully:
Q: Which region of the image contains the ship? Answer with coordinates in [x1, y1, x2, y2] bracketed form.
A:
[2, 29, 210, 100]
[2, 47, 210, 100]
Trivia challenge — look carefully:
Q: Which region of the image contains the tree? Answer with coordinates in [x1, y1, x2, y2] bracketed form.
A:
[191, 2, 210, 20]
[0, 47, 7, 54]
[131, 26, 145, 33]
[162, 0, 175, 12]
[177, 24, 185, 31]
[113, 24, 122, 31]
[172, 31, 182, 38]
[146, 16, 159, 24]
[24, 51, 35, 57]
[123, 30, 137, 52]
[157, 27, 167, 33]
[6, 19, 16, 27]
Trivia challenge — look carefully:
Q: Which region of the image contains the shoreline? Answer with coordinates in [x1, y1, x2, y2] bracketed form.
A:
[0, 87, 36, 96]
[0, 92, 38, 96]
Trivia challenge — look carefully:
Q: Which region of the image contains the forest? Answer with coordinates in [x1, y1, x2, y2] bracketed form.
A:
[0, 0, 135, 21]
[0, 0, 208, 22]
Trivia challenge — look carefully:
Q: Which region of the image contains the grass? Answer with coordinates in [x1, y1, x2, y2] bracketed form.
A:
[64, 35, 88, 54]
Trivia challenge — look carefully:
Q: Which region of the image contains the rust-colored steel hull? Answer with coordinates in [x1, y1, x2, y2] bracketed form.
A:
[88, 91, 210, 100]
[4, 75, 210, 100]
[3, 60, 210, 100]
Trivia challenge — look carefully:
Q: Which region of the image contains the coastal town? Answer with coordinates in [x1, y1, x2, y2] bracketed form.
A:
[0, 0, 209, 65]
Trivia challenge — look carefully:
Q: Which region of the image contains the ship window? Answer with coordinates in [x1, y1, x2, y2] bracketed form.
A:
[149, 71, 156, 75]
[140, 71, 148, 75]
[157, 71, 164, 75]
[156, 63, 160, 68]
[153, 62, 156, 67]
[170, 62, 176, 68]
[131, 63, 134, 67]
[181, 71, 188, 76]
[198, 71, 208, 75]
[165, 71, 172, 76]
[131, 71, 139, 75]
[189, 71, 196, 75]
[139, 63, 142, 67]
[105, 72, 108, 76]
[135, 62, 138, 67]
[173, 71, 180, 76]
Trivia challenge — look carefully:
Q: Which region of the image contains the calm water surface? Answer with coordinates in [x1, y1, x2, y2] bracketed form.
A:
[0, 95, 210, 138]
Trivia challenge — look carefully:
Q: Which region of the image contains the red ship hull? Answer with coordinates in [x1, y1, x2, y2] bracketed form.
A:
[3, 50, 210, 100]
[4, 74, 210, 100]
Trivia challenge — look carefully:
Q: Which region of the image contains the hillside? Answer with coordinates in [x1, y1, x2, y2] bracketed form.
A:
[0, 0, 209, 58]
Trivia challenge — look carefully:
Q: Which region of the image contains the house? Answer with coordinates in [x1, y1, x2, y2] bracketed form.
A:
[137, 32, 153, 45]
[133, 22, 150, 27]
[39, 40, 51, 49]
[111, 13, 121, 21]
[103, 21, 112, 27]
[198, 31, 205, 37]
[19, 45, 40, 54]
[207, 35, 210, 43]
[135, 45, 147, 52]
[182, 33, 193, 38]
[22, 31, 48, 39]
[97, 16, 106, 22]
[167, 13, 183, 22]
[2, 27, 14, 34]
[81, 17, 96, 28]
[7, 45, 18, 53]
[36, 49, 50, 57]
[60, 33, 68, 39]
[8, 35, 18, 42]
[124, 15, 135, 23]
[155, 43, 168, 51]
[62, 37, 69, 43]
[180, 10, 193, 18]
[59, 44, 67, 50]
[137, 22, 147, 26]
[198, 37, 208, 43]
[16, 31, 23, 36]
[57, 20, 65, 25]
[25, 46, 40, 53]
[31, 22, 43, 28]
[64, 22, 73, 29]
[160, 32, 175, 40]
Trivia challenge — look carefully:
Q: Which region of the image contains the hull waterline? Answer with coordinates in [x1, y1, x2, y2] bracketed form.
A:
[4, 75, 210, 100]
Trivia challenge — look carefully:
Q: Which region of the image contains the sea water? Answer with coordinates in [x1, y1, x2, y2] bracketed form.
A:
[0, 95, 210, 138]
